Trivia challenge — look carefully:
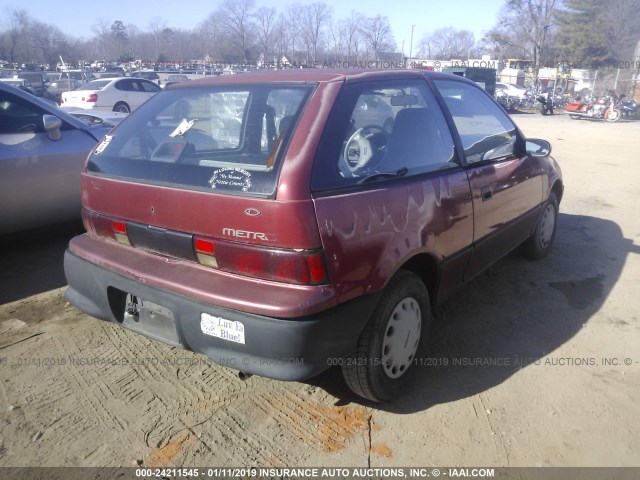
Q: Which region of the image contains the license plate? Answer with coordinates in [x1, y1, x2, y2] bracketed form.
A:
[200, 313, 245, 344]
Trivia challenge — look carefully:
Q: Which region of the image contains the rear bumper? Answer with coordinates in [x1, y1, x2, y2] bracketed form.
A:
[64, 249, 378, 381]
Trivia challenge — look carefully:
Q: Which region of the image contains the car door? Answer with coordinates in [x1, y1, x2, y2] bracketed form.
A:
[311, 77, 474, 303]
[433, 78, 543, 280]
[114, 79, 136, 108]
[0, 88, 98, 234]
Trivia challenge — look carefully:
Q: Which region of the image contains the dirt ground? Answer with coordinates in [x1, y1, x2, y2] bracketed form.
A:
[1, 112, 639, 468]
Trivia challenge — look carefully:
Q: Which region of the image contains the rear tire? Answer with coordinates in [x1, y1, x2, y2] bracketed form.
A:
[342, 271, 430, 403]
[522, 192, 559, 260]
[113, 102, 130, 113]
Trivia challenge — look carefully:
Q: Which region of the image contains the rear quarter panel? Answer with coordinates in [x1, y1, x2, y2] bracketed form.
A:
[313, 172, 473, 303]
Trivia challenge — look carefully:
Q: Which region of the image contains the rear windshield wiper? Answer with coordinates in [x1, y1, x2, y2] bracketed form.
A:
[358, 167, 408, 184]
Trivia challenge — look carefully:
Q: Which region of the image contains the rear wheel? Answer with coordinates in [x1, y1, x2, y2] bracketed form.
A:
[113, 102, 130, 113]
[342, 271, 430, 402]
[521, 192, 559, 260]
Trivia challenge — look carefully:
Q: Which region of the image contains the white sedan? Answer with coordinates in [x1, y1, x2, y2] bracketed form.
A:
[61, 77, 161, 113]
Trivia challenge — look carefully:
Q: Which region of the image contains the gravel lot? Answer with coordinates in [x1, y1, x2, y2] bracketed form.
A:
[0, 112, 639, 468]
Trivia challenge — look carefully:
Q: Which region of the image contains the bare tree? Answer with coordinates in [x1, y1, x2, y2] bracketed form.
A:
[423, 27, 476, 59]
[147, 17, 168, 62]
[272, 15, 291, 65]
[254, 7, 277, 60]
[217, 0, 256, 63]
[486, 0, 558, 77]
[300, 2, 332, 62]
[285, 4, 304, 63]
[344, 11, 363, 62]
[91, 18, 113, 61]
[360, 15, 395, 61]
[5, 9, 30, 63]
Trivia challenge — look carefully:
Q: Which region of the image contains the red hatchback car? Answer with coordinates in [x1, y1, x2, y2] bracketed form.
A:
[65, 69, 563, 402]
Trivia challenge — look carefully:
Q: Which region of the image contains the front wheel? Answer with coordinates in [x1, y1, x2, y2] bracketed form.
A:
[606, 108, 622, 122]
[342, 271, 430, 402]
[521, 192, 559, 260]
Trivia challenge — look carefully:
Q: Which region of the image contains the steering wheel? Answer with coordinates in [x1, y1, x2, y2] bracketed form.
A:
[341, 124, 389, 175]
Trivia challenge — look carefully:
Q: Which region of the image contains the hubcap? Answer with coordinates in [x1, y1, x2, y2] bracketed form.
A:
[539, 204, 556, 248]
[381, 297, 421, 379]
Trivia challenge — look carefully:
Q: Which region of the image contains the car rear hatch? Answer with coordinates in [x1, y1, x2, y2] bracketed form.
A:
[75, 81, 338, 308]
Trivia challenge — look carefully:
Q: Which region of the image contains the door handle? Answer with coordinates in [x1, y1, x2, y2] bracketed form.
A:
[481, 185, 493, 201]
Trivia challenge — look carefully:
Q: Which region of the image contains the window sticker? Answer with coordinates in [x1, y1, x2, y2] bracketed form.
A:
[208, 168, 252, 192]
[93, 135, 113, 155]
[169, 118, 197, 138]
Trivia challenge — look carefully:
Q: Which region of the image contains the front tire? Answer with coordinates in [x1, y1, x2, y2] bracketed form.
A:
[521, 192, 559, 260]
[342, 271, 430, 403]
[606, 108, 621, 122]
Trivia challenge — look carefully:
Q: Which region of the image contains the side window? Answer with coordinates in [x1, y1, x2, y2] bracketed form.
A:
[140, 80, 160, 93]
[312, 79, 456, 190]
[434, 79, 518, 163]
[260, 88, 307, 153]
[0, 91, 46, 134]
[116, 80, 137, 91]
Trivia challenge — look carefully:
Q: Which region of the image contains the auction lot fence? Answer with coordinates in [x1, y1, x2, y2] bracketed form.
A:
[1, 467, 639, 480]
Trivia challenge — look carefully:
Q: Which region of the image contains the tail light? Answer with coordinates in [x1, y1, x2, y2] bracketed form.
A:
[82, 209, 130, 245]
[83, 94, 97, 103]
[194, 235, 328, 286]
[81, 209, 329, 286]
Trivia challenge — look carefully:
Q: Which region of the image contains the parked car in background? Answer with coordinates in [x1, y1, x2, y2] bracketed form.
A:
[61, 77, 161, 113]
[0, 82, 114, 235]
[60, 70, 95, 84]
[46, 72, 62, 83]
[99, 73, 122, 79]
[0, 77, 34, 94]
[17, 71, 49, 96]
[132, 70, 161, 86]
[64, 69, 563, 402]
[45, 79, 84, 105]
[104, 66, 126, 77]
[164, 74, 189, 88]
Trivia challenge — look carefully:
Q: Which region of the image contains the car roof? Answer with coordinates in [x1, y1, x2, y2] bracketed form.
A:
[174, 69, 472, 88]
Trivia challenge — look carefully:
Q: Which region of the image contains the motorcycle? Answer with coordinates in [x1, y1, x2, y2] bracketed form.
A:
[537, 92, 554, 115]
[564, 95, 621, 122]
[618, 94, 640, 120]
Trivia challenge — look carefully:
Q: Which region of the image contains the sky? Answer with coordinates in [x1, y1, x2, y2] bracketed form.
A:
[6, 0, 505, 53]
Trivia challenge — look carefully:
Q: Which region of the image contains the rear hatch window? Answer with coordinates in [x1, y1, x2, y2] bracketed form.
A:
[87, 84, 313, 197]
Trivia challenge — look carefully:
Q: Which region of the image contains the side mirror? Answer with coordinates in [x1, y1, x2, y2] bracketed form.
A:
[525, 138, 551, 157]
[43, 114, 62, 141]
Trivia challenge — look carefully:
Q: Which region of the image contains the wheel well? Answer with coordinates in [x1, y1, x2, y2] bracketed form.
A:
[551, 179, 564, 203]
[399, 253, 439, 306]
